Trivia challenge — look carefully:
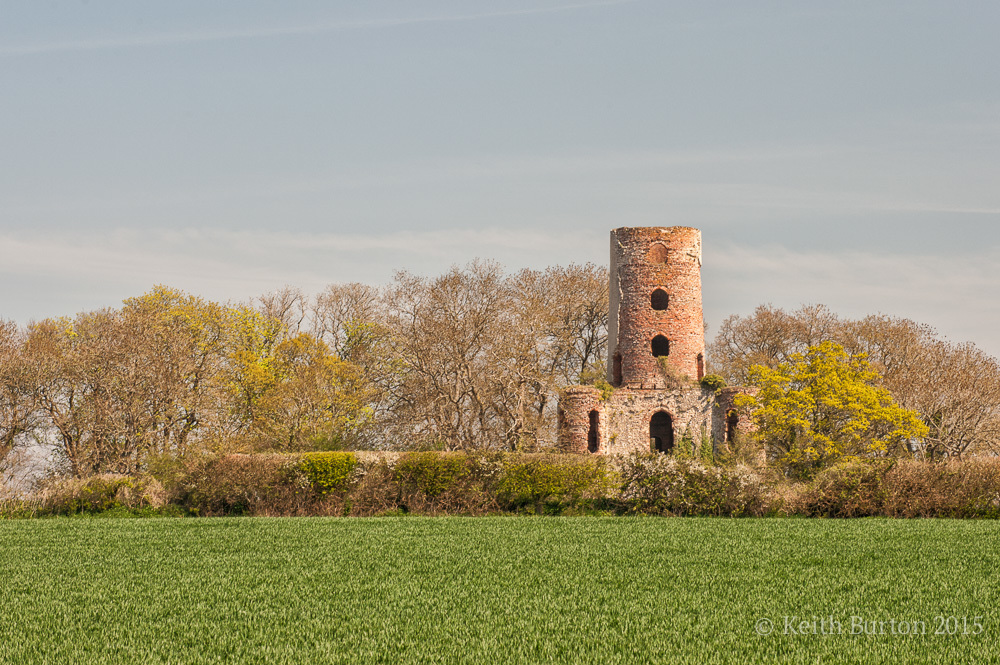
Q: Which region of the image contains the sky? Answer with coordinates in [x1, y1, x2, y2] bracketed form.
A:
[2, 0, 999, 356]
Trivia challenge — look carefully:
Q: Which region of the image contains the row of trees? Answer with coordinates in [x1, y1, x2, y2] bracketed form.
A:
[711, 304, 1000, 460]
[0, 262, 608, 477]
[3, 273, 999, 481]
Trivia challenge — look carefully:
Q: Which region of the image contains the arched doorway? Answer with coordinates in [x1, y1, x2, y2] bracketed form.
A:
[587, 410, 600, 453]
[726, 410, 739, 444]
[650, 411, 674, 453]
[650, 289, 669, 310]
[651, 335, 670, 357]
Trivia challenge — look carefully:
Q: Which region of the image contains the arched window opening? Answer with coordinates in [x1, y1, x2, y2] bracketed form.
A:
[726, 410, 739, 444]
[650, 411, 674, 453]
[651, 335, 670, 357]
[612, 352, 623, 386]
[588, 410, 600, 454]
[647, 243, 669, 264]
[650, 289, 669, 310]
[697, 354, 705, 380]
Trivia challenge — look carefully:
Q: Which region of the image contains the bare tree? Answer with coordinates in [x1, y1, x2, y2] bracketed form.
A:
[709, 304, 830, 384]
[310, 282, 383, 358]
[256, 286, 307, 334]
[0, 320, 38, 458]
[376, 261, 608, 451]
[382, 262, 513, 450]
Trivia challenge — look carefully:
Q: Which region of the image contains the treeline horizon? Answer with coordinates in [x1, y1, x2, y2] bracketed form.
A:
[2, 260, 999, 482]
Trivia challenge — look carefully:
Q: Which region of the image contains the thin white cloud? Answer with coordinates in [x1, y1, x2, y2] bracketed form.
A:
[0, 226, 606, 315]
[0, 144, 863, 217]
[4, 228, 999, 360]
[704, 243, 1000, 357]
[1, 0, 640, 57]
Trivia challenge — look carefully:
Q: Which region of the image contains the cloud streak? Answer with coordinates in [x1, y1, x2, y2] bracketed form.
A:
[0, 226, 606, 313]
[704, 243, 1000, 356]
[1, 0, 640, 57]
[2, 227, 999, 358]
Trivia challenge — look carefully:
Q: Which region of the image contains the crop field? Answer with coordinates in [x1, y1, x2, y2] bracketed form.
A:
[1, 518, 998, 664]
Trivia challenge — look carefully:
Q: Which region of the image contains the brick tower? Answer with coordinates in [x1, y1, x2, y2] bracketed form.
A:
[607, 227, 705, 389]
[558, 226, 742, 456]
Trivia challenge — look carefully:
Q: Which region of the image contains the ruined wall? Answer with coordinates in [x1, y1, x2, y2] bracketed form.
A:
[557, 386, 604, 454]
[600, 387, 714, 456]
[607, 227, 705, 390]
[712, 386, 758, 449]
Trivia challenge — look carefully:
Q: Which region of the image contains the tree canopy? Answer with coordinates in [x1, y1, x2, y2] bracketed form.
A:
[737, 341, 929, 477]
[711, 304, 1000, 459]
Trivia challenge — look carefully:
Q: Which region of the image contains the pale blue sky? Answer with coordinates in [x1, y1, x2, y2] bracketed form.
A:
[2, 1, 999, 355]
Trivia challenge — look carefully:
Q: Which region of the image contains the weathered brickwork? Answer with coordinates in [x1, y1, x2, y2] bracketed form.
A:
[599, 388, 714, 454]
[607, 227, 705, 389]
[557, 386, 604, 454]
[712, 386, 758, 446]
[558, 226, 754, 456]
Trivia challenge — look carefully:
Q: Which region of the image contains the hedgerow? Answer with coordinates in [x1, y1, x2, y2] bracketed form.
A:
[6, 452, 1000, 519]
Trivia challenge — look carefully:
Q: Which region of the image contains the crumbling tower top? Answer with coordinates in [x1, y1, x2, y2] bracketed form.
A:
[607, 227, 705, 389]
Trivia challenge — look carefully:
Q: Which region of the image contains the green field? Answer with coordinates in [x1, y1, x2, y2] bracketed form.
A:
[1, 518, 998, 664]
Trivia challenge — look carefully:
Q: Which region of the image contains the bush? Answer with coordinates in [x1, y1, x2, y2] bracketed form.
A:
[394, 452, 468, 499]
[390, 451, 506, 515]
[496, 454, 614, 514]
[883, 459, 1000, 518]
[699, 374, 727, 392]
[297, 452, 359, 495]
[656, 357, 691, 390]
[618, 452, 769, 517]
[36, 474, 166, 516]
[175, 454, 301, 516]
[797, 460, 894, 517]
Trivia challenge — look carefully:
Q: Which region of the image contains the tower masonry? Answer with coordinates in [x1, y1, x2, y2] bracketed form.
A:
[558, 226, 751, 457]
[608, 227, 705, 389]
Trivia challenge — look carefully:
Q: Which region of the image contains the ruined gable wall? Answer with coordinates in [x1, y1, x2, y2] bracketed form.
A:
[601, 387, 714, 455]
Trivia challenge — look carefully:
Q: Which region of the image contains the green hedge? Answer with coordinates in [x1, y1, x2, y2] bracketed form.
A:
[496, 454, 614, 514]
[394, 452, 469, 499]
[11, 451, 1000, 519]
[298, 452, 359, 495]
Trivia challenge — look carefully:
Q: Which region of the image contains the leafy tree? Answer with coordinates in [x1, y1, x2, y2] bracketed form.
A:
[738, 341, 928, 478]
[712, 305, 1000, 458]
[256, 333, 375, 450]
[121, 286, 230, 456]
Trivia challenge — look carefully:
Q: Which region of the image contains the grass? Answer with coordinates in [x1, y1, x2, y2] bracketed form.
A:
[1, 517, 998, 664]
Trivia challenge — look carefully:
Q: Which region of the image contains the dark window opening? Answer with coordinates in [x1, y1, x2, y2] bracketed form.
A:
[588, 410, 600, 453]
[647, 243, 669, 264]
[726, 410, 739, 443]
[612, 352, 623, 386]
[651, 335, 670, 357]
[697, 354, 705, 380]
[650, 411, 674, 453]
[651, 289, 669, 310]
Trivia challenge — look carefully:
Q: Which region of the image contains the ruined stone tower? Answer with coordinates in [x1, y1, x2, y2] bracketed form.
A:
[608, 227, 705, 389]
[558, 226, 745, 456]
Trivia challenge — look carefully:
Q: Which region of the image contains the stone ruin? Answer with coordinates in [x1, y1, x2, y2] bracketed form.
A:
[557, 226, 751, 456]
